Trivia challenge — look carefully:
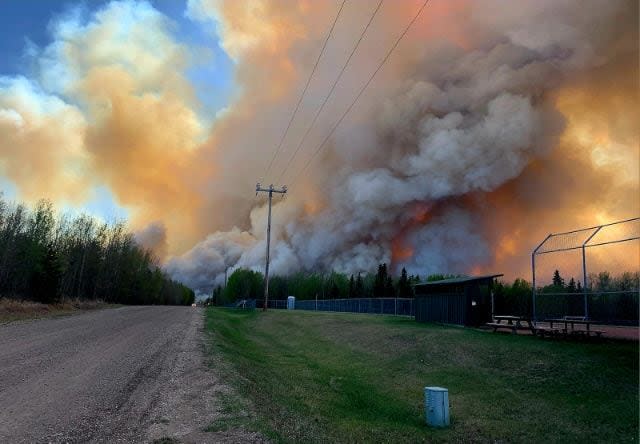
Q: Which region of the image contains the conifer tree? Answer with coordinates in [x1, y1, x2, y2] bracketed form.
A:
[552, 269, 565, 288]
[399, 267, 413, 298]
[348, 274, 355, 298]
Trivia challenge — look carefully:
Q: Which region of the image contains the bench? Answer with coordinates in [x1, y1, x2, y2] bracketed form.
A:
[534, 325, 564, 339]
[573, 329, 605, 338]
[486, 322, 518, 334]
[486, 316, 535, 335]
[546, 318, 605, 339]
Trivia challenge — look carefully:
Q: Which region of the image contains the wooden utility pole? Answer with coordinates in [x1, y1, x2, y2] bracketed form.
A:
[255, 183, 287, 311]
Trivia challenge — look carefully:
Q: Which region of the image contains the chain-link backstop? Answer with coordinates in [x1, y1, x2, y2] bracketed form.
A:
[531, 217, 639, 325]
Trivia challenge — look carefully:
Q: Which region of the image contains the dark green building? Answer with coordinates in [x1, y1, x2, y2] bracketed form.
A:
[413, 275, 503, 327]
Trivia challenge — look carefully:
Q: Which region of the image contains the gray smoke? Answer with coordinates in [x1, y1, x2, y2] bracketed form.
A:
[134, 221, 168, 260]
[166, 0, 637, 295]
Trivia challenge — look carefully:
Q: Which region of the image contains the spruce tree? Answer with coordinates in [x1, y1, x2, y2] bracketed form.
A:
[355, 273, 364, 298]
[552, 269, 565, 288]
[385, 275, 394, 297]
[398, 267, 412, 298]
[373, 264, 386, 298]
[567, 278, 576, 293]
[348, 275, 355, 298]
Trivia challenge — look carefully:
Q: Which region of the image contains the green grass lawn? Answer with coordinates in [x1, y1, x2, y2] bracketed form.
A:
[205, 308, 638, 443]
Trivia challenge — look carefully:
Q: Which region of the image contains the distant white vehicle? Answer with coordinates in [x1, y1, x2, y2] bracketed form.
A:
[191, 303, 197, 307]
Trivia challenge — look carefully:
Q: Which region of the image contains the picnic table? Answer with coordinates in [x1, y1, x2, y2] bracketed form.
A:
[545, 317, 605, 338]
[486, 315, 535, 334]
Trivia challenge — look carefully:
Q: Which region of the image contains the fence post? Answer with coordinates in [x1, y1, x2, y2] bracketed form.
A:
[582, 246, 588, 319]
[531, 251, 537, 323]
[582, 227, 601, 320]
[531, 234, 552, 323]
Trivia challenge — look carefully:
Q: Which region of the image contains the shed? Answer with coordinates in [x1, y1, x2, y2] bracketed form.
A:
[413, 274, 503, 326]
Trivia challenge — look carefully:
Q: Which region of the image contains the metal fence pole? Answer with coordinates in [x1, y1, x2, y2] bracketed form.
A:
[582, 227, 602, 319]
[531, 234, 552, 323]
[490, 290, 494, 320]
[532, 251, 537, 323]
[581, 246, 588, 319]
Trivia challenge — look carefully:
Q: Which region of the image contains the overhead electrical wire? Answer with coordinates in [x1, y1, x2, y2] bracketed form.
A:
[276, 0, 385, 184]
[261, 0, 347, 183]
[288, 0, 431, 187]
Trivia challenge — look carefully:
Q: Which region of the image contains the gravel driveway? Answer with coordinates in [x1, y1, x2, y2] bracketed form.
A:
[0, 306, 263, 443]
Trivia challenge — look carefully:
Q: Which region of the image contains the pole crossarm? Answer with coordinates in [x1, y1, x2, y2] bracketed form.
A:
[256, 183, 288, 195]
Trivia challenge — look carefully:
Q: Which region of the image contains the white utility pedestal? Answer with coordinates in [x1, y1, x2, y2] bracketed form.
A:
[424, 386, 449, 427]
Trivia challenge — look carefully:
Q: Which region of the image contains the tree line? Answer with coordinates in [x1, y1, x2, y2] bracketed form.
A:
[207, 263, 464, 306]
[0, 196, 194, 305]
[493, 269, 639, 320]
[209, 264, 638, 313]
[540, 269, 638, 294]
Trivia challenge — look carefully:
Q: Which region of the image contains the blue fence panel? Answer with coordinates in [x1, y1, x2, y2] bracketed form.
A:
[260, 297, 415, 317]
[245, 297, 415, 316]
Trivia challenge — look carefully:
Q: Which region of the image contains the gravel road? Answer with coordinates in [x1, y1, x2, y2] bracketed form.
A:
[0, 306, 263, 443]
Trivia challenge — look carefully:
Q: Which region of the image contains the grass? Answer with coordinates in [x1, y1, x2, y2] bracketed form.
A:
[0, 298, 117, 323]
[205, 391, 254, 432]
[205, 307, 638, 443]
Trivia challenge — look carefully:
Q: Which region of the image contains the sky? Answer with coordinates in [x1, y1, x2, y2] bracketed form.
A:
[0, 0, 235, 110]
[0, 0, 638, 294]
[0, 0, 234, 221]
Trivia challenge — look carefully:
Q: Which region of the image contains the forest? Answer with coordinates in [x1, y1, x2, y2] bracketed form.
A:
[0, 196, 194, 306]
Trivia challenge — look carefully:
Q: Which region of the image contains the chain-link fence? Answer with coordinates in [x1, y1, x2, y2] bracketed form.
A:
[254, 297, 415, 316]
[532, 218, 639, 325]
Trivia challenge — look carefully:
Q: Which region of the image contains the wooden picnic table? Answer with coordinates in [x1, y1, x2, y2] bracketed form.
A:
[545, 318, 605, 338]
[486, 315, 535, 334]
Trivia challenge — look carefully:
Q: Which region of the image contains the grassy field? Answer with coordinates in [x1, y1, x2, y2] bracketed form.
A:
[205, 308, 638, 443]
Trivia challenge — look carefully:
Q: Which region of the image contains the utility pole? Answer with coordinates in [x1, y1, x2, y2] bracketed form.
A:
[255, 183, 287, 311]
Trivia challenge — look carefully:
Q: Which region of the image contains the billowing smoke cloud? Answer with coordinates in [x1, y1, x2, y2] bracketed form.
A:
[165, 228, 256, 290]
[134, 221, 168, 260]
[1, 0, 205, 246]
[169, 0, 638, 294]
[1, 0, 637, 296]
[0, 77, 87, 201]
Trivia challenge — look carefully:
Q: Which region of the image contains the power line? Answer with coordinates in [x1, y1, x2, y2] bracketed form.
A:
[262, 0, 347, 183]
[276, 0, 385, 184]
[289, 0, 430, 187]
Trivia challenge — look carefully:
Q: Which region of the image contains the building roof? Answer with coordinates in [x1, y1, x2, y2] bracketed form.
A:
[413, 274, 503, 287]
